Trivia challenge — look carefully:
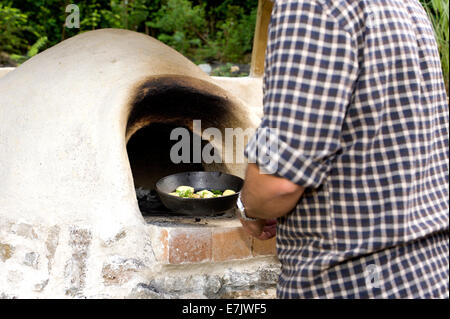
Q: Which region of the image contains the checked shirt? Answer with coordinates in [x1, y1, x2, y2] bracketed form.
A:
[245, 0, 449, 298]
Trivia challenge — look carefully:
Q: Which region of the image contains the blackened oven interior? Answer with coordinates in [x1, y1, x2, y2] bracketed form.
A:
[125, 76, 234, 215]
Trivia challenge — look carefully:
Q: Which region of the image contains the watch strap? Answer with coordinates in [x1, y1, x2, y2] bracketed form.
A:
[237, 193, 257, 221]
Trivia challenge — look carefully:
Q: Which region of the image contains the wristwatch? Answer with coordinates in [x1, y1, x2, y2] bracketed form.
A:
[236, 193, 257, 221]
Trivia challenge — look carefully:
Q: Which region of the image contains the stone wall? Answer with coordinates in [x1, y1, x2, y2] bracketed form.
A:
[0, 215, 280, 299]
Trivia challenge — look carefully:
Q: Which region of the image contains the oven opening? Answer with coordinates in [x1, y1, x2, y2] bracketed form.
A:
[125, 76, 236, 216]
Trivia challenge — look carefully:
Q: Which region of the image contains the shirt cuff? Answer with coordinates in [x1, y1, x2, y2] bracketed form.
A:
[244, 127, 332, 189]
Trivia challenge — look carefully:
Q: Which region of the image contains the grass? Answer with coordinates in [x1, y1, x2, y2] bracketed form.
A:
[421, 0, 449, 94]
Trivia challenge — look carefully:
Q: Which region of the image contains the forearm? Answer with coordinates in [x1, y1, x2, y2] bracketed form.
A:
[240, 164, 305, 219]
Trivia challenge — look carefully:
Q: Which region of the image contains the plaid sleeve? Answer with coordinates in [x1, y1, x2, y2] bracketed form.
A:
[245, 0, 358, 188]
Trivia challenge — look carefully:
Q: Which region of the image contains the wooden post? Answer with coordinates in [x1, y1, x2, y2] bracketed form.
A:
[250, 0, 274, 77]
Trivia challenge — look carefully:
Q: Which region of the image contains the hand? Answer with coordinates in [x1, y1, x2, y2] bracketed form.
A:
[240, 218, 276, 240]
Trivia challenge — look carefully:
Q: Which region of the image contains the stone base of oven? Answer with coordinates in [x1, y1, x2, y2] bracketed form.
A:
[128, 257, 280, 299]
[0, 216, 280, 299]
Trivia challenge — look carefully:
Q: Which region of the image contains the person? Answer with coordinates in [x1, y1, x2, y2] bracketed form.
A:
[236, 0, 449, 298]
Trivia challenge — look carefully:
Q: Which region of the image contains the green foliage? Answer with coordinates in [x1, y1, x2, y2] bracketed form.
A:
[148, 0, 256, 63]
[101, 0, 150, 31]
[0, 0, 256, 65]
[10, 36, 48, 64]
[10, 0, 69, 50]
[420, 0, 449, 93]
[0, 3, 30, 54]
[80, 2, 103, 30]
[214, 5, 257, 62]
[147, 0, 207, 58]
